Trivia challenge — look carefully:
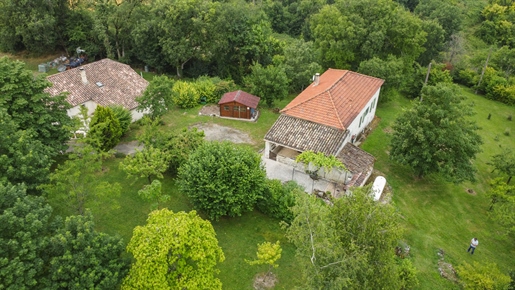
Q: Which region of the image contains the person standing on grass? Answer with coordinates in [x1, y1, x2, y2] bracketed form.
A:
[467, 238, 479, 254]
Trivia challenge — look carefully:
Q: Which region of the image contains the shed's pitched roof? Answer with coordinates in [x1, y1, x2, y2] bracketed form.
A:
[338, 142, 375, 178]
[281, 69, 384, 130]
[45, 58, 148, 110]
[264, 115, 349, 156]
[218, 90, 260, 108]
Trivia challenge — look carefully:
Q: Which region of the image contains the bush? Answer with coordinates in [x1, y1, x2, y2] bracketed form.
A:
[87, 106, 122, 151]
[211, 77, 238, 97]
[195, 76, 218, 103]
[178, 142, 267, 220]
[457, 261, 511, 290]
[456, 68, 478, 87]
[109, 105, 132, 135]
[172, 81, 200, 109]
[398, 259, 419, 290]
[256, 180, 304, 223]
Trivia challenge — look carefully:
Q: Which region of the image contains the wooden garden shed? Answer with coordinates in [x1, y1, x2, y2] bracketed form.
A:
[218, 90, 260, 120]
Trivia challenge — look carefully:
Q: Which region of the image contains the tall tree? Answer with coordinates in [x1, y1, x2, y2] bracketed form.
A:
[488, 148, 515, 184]
[0, 110, 53, 193]
[415, 0, 463, 41]
[45, 213, 129, 289]
[285, 187, 410, 289]
[122, 209, 225, 289]
[136, 75, 174, 121]
[178, 141, 267, 220]
[244, 62, 289, 108]
[390, 84, 483, 182]
[0, 183, 52, 289]
[41, 145, 121, 215]
[0, 57, 72, 153]
[119, 146, 170, 184]
[153, 0, 222, 78]
[87, 105, 123, 152]
[282, 39, 322, 93]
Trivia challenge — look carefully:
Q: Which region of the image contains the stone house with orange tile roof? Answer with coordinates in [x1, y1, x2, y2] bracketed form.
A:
[264, 69, 383, 187]
[45, 58, 149, 123]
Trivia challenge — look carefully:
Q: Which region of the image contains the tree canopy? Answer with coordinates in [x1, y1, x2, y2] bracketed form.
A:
[390, 83, 483, 182]
[123, 209, 225, 289]
[178, 141, 267, 220]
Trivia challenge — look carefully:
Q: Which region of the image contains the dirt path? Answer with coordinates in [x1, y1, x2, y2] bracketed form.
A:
[192, 123, 254, 144]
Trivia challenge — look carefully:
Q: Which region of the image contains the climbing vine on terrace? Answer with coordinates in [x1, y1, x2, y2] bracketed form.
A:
[295, 151, 346, 177]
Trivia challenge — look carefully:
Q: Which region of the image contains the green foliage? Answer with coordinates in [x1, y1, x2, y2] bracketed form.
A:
[0, 183, 52, 289]
[246, 241, 282, 274]
[172, 81, 201, 109]
[46, 212, 129, 289]
[136, 75, 174, 121]
[0, 110, 53, 193]
[358, 55, 408, 102]
[87, 106, 123, 152]
[195, 76, 218, 103]
[256, 180, 303, 223]
[137, 180, 170, 211]
[110, 105, 132, 135]
[296, 150, 346, 175]
[415, 0, 463, 40]
[122, 209, 225, 290]
[41, 145, 121, 215]
[282, 39, 323, 93]
[487, 178, 515, 237]
[477, 1, 515, 48]
[310, 0, 427, 69]
[390, 84, 483, 182]
[119, 146, 170, 184]
[398, 258, 420, 290]
[211, 77, 238, 97]
[489, 148, 515, 184]
[178, 142, 267, 220]
[244, 62, 289, 108]
[165, 128, 205, 173]
[0, 57, 72, 153]
[404, 62, 454, 98]
[285, 187, 404, 288]
[457, 261, 511, 290]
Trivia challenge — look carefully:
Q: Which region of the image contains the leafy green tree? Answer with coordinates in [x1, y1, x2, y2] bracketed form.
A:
[172, 81, 201, 109]
[489, 148, 515, 184]
[41, 145, 121, 215]
[165, 127, 205, 173]
[285, 186, 406, 289]
[417, 19, 446, 65]
[0, 110, 53, 193]
[283, 39, 323, 92]
[245, 62, 289, 108]
[0, 57, 72, 153]
[136, 75, 174, 121]
[390, 84, 483, 182]
[257, 180, 304, 223]
[178, 141, 267, 220]
[486, 178, 515, 211]
[246, 241, 282, 276]
[120, 146, 170, 184]
[87, 106, 123, 152]
[415, 0, 463, 41]
[153, 0, 221, 78]
[457, 261, 512, 290]
[110, 105, 132, 135]
[0, 183, 52, 289]
[137, 180, 170, 211]
[358, 55, 408, 102]
[46, 212, 129, 289]
[487, 177, 515, 236]
[122, 209, 225, 289]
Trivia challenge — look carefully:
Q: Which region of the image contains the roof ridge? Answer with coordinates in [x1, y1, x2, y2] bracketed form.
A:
[327, 90, 346, 130]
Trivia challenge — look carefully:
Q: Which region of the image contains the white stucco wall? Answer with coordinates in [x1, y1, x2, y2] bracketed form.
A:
[67, 100, 98, 119]
[342, 88, 381, 145]
[130, 108, 148, 122]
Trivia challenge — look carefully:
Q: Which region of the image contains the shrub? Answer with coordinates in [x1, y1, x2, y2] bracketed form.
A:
[211, 77, 238, 97]
[172, 81, 200, 108]
[109, 105, 132, 135]
[457, 261, 511, 290]
[504, 128, 510, 136]
[195, 76, 218, 103]
[456, 68, 478, 87]
[87, 106, 122, 151]
[256, 180, 304, 223]
[178, 142, 267, 220]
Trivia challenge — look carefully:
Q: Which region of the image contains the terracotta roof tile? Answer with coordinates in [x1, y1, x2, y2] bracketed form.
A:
[264, 115, 349, 156]
[281, 69, 384, 130]
[45, 59, 148, 110]
[218, 90, 260, 108]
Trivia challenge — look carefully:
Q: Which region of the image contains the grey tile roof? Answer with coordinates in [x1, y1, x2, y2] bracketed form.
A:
[264, 115, 348, 156]
[45, 59, 148, 110]
[338, 142, 375, 175]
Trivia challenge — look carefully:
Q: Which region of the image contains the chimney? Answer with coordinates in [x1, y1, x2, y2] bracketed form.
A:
[79, 68, 88, 84]
[313, 73, 320, 86]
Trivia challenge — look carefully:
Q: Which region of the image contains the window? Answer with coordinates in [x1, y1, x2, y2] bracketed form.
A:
[240, 107, 246, 112]
[371, 98, 376, 109]
[234, 106, 239, 111]
[224, 106, 229, 111]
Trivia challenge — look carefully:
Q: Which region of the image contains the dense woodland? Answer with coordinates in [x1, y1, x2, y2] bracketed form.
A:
[1, 0, 515, 289]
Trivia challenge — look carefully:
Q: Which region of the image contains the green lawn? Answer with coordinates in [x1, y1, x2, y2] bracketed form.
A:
[362, 87, 515, 289]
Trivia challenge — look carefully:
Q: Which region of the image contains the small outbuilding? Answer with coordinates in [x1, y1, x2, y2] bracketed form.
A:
[218, 90, 260, 120]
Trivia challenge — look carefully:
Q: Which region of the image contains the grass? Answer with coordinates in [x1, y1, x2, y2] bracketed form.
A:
[361, 88, 515, 289]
